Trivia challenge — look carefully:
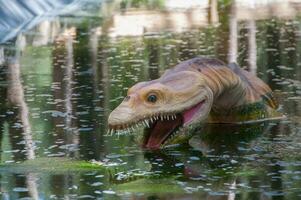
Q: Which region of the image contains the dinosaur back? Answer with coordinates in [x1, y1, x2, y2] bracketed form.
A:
[168, 57, 279, 110]
[166, 57, 282, 123]
[228, 63, 278, 109]
[207, 63, 282, 123]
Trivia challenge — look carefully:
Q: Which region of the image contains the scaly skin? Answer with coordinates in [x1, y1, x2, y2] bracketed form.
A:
[108, 57, 283, 149]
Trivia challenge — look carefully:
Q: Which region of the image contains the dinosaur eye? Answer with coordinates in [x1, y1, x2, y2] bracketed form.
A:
[147, 94, 157, 103]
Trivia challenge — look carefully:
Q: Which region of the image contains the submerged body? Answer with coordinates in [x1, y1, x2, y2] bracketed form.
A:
[108, 57, 282, 149]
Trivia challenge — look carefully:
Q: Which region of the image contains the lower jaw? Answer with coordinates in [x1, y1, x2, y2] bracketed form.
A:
[142, 126, 181, 150]
[142, 130, 195, 150]
[142, 119, 183, 150]
[141, 100, 207, 149]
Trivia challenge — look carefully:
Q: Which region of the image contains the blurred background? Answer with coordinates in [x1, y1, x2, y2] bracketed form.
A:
[0, 0, 300, 199]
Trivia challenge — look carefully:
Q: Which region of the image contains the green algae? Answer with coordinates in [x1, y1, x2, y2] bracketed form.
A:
[0, 157, 106, 174]
[113, 178, 183, 194]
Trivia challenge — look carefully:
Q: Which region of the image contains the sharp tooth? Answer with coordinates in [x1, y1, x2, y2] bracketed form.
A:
[145, 120, 150, 128]
[110, 129, 115, 135]
[150, 118, 153, 123]
[161, 116, 163, 121]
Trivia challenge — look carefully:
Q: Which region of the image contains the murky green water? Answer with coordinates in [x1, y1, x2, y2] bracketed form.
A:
[0, 0, 301, 199]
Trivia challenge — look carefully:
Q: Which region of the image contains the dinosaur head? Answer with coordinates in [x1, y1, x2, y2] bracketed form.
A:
[108, 70, 213, 149]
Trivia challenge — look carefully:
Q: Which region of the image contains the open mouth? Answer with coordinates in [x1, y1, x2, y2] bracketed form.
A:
[108, 99, 206, 150]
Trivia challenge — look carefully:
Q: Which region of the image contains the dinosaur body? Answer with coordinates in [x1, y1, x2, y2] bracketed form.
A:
[108, 57, 283, 149]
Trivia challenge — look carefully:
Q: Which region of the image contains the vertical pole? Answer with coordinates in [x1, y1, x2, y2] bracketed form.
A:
[248, 20, 257, 74]
[228, 1, 238, 64]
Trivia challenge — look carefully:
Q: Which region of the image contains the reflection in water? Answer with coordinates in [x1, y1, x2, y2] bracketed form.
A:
[0, 0, 300, 199]
[140, 122, 298, 199]
[64, 28, 79, 157]
[26, 173, 39, 200]
[6, 57, 35, 160]
[1, 45, 39, 200]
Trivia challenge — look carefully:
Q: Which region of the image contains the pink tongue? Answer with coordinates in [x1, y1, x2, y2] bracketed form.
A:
[183, 100, 205, 125]
[144, 117, 182, 149]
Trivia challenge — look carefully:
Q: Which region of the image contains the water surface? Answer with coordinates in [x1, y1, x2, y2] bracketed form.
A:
[0, 0, 300, 199]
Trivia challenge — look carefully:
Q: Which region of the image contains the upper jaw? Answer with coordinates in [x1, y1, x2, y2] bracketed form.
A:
[107, 98, 203, 135]
[108, 112, 179, 135]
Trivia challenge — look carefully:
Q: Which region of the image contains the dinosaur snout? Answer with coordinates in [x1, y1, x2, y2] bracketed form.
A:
[108, 104, 136, 127]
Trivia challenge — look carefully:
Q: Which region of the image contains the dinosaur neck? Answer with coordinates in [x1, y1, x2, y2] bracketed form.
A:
[201, 67, 248, 111]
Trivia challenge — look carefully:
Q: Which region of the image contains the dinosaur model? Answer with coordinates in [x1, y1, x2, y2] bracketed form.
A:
[108, 57, 283, 149]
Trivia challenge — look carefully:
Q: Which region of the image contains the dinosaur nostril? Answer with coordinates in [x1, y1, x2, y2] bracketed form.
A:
[124, 96, 130, 101]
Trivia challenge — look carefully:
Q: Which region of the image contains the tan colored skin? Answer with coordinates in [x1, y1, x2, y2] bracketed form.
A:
[108, 58, 280, 145]
[109, 70, 212, 128]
